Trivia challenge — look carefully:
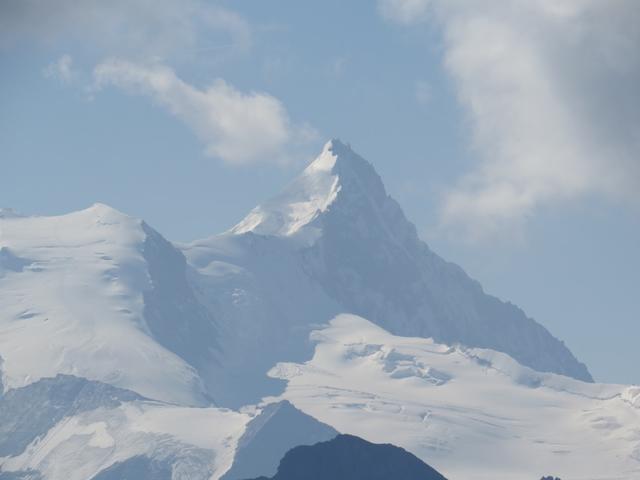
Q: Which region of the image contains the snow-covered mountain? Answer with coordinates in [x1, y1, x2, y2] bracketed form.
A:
[0, 140, 637, 480]
[184, 139, 591, 407]
[0, 204, 214, 406]
[232, 140, 593, 383]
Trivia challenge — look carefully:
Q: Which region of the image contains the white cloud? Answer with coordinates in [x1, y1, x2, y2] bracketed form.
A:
[3, 1, 319, 167]
[0, 0, 251, 60]
[43, 54, 76, 84]
[93, 59, 315, 165]
[380, 0, 640, 239]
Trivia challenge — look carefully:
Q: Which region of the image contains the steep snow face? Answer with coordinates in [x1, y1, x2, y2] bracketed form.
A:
[0, 376, 249, 480]
[0, 205, 211, 405]
[270, 315, 640, 480]
[0, 375, 335, 480]
[230, 140, 592, 382]
[231, 141, 341, 242]
[141, 224, 219, 383]
[182, 233, 341, 407]
[0, 375, 142, 458]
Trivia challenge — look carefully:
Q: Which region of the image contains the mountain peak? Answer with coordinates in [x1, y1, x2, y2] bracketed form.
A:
[308, 138, 355, 171]
[0, 204, 130, 223]
[228, 140, 592, 383]
[82, 202, 130, 219]
[64, 203, 144, 231]
[309, 139, 379, 182]
[230, 140, 386, 240]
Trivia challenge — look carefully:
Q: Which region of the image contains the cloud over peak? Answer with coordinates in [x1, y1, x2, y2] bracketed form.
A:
[6, 0, 317, 167]
[381, 0, 640, 238]
[93, 59, 315, 165]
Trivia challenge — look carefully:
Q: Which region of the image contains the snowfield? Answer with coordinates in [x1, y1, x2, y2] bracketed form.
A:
[0, 204, 207, 406]
[270, 314, 640, 480]
[2, 399, 248, 480]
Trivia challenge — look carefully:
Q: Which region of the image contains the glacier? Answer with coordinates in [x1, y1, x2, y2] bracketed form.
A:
[269, 314, 640, 480]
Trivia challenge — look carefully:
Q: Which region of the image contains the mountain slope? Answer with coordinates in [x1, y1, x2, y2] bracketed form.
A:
[228, 139, 592, 382]
[0, 204, 216, 405]
[182, 231, 341, 407]
[0, 376, 338, 480]
[0, 374, 250, 480]
[0, 375, 142, 458]
[270, 314, 640, 480]
[244, 434, 447, 480]
[222, 400, 338, 480]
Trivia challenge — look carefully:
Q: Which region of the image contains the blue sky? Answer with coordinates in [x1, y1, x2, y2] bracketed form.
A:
[1, 0, 639, 384]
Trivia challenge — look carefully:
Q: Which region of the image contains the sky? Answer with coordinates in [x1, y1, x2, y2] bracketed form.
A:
[1, 0, 639, 385]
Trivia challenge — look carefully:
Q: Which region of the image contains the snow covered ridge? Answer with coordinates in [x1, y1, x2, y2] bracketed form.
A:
[0, 375, 340, 480]
[231, 140, 343, 239]
[0, 204, 210, 405]
[269, 314, 640, 480]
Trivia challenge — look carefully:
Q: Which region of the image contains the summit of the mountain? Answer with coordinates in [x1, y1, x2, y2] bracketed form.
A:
[225, 140, 592, 383]
[230, 139, 390, 243]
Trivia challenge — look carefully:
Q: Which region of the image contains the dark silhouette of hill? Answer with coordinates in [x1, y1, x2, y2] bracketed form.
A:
[244, 433, 447, 480]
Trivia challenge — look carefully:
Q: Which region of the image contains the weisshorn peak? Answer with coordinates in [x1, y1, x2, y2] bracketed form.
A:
[229, 139, 592, 382]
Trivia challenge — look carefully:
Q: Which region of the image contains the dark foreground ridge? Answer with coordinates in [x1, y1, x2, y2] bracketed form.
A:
[244, 434, 447, 480]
